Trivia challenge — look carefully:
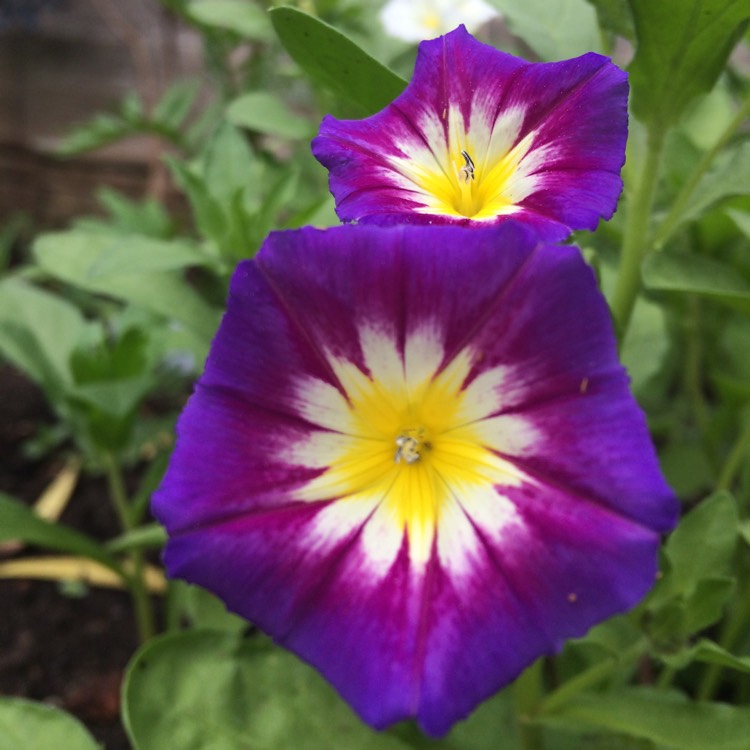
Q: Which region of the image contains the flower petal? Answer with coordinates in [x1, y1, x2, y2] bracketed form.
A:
[312, 26, 628, 239]
[380, 0, 499, 42]
[153, 224, 676, 736]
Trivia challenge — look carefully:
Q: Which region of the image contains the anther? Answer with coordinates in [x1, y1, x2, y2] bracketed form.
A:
[395, 435, 421, 464]
[459, 150, 475, 183]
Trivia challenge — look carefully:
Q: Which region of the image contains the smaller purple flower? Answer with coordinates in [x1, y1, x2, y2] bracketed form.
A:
[153, 224, 676, 736]
[313, 26, 628, 241]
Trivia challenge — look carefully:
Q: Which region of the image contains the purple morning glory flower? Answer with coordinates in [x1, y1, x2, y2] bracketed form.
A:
[312, 26, 629, 241]
[153, 223, 676, 736]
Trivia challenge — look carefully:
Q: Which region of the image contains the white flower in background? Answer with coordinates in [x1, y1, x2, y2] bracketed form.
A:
[380, 0, 499, 42]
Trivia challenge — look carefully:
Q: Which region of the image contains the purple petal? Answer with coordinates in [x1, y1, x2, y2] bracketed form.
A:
[153, 223, 676, 736]
[312, 26, 628, 240]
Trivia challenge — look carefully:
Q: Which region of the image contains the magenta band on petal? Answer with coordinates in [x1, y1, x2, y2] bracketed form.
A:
[312, 26, 628, 240]
[153, 223, 676, 736]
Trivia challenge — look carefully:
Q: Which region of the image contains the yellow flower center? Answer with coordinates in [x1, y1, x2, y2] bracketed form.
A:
[298, 337, 526, 563]
[415, 141, 531, 220]
[387, 106, 538, 222]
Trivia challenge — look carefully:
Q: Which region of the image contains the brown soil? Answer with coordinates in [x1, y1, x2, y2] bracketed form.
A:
[0, 364, 139, 749]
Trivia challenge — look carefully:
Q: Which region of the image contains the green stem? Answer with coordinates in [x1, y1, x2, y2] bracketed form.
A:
[537, 640, 648, 716]
[654, 95, 750, 250]
[103, 453, 156, 643]
[610, 128, 666, 338]
[103, 451, 133, 532]
[717, 421, 750, 493]
[514, 659, 545, 750]
[657, 665, 677, 690]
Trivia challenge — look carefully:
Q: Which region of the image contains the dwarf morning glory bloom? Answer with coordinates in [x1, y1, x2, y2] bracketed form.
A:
[153, 224, 677, 736]
[312, 26, 628, 241]
[380, 0, 498, 42]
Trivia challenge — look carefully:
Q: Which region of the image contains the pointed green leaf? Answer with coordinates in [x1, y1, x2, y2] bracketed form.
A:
[0, 698, 101, 750]
[226, 91, 312, 139]
[665, 492, 738, 594]
[487, 0, 602, 59]
[584, 0, 635, 39]
[664, 639, 750, 673]
[33, 231, 220, 345]
[186, 0, 272, 40]
[0, 278, 85, 394]
[662, 142, 750, 240]
[82, 235, 211, 278]
[153, 81, 200, 130]
[628, 0, 750, 131]
[540, 687, 750, 749]
[202, 122, 260, 209]
[269, 7, 406, 115]
[0, 493, 121, 573]
[642, 252, 750, 314]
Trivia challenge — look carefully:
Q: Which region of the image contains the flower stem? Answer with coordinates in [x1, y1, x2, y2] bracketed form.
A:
[717, 421, 750, 493]
[514, 659, 545, 750]
[653, 95, 750, 250]
[537, 640, 648, 716]
[103, 452, 156, 643]
[610, 127, 665, 338]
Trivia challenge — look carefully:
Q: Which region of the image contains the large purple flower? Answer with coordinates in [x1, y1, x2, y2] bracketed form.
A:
[312, 26, 628, 241]
[153, 224, 676, 736]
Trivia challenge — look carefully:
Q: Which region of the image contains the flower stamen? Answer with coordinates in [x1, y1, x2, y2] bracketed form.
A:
[395, 427, 429, 464]
[459, 150, 475, 183]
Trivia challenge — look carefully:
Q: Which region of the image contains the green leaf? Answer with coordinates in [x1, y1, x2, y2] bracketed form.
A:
[83, 235, 211, 278]
[584, 0, 635, 39]
[107, 523, 167, 554]
[647, 493, 739, 645]
[684, 576, 735, 632]
[96, 188, 173, 239]
[166, 157, 227, 248]
[620, 295, 669, 395]
[0, 278, 86, 395]
[226, 91, 312, 139]
[727, 207, 750, 239]
[186, 0, 273, 40]
[628, 0, 750, 131]
[153, 80, 200, 130]
[667, 142, 750, 235]
[659, 440, 714, 500]
[665, 492, 738, 594]
[166, 583, 248, 635]
[0, 493, 121, 573]
[540, 687, 750, 749]
[0, 697, 101, 750]
[202, 121, 260, 210]
[71, 328, 149, 386]
[487, 0, 602, 59]
[33, 231, 220, 345]
[123, 631, 414, 750]
[270, 6, 406, 115]
[664, 638, 750, 673]
[57, 113, 133, 156]
[642, 252, 750, 314]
